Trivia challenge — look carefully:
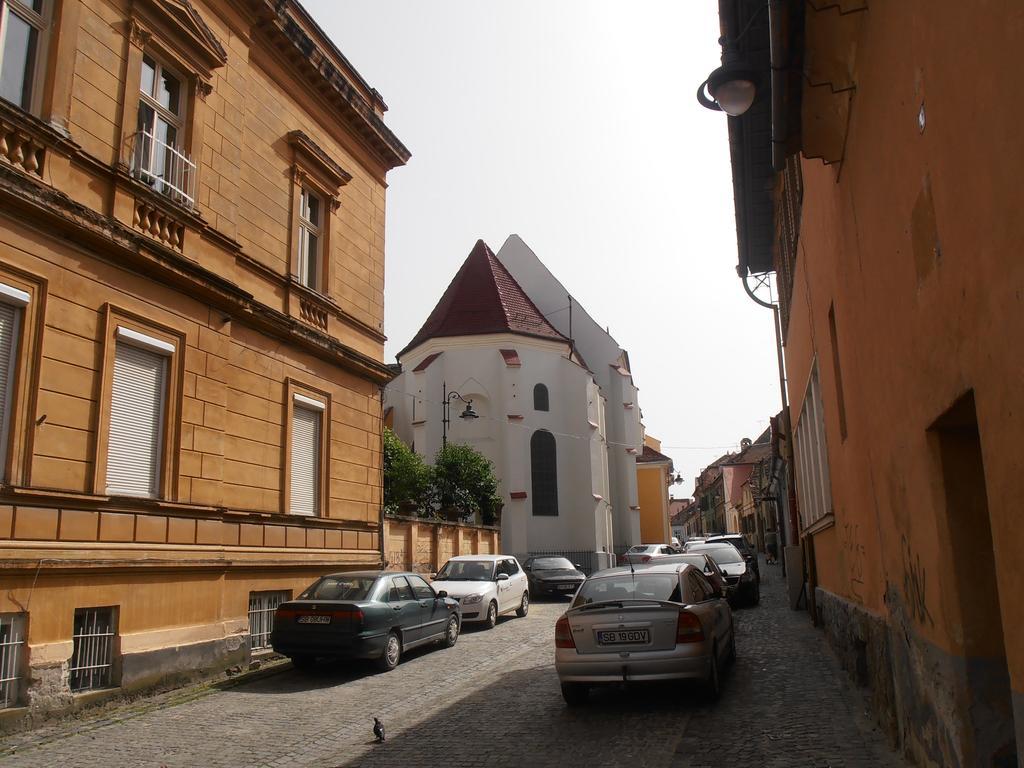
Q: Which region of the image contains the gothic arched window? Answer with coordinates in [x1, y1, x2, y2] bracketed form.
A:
[531, 430, 558, 516]
[533, 383, 549, 412]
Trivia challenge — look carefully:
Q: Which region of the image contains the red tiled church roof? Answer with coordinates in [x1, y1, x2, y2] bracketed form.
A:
[398, 240, 568, 358]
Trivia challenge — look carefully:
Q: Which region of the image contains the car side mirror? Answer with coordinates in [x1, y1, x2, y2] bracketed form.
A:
[574, 563, 582, 569]
[435, 590, 448, 598]
[496, 573, 510, 581]
[430, 573, 437, 580]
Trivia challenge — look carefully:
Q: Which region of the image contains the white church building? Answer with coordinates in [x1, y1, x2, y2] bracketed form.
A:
[386, 238, 643, 569]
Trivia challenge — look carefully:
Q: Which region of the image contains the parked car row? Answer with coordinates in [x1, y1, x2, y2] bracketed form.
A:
[270, 555, 532, 672]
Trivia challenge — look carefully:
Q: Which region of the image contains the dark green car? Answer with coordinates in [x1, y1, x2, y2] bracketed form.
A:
[271, 570, 461, 671]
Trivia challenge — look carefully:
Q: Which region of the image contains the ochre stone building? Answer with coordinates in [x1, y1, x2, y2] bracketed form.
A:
[714, 0, 1023, 765]
[0, 0, 407, 717]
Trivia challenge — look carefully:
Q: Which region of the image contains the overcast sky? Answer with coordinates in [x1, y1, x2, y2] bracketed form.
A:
[305, 0, 783, 496]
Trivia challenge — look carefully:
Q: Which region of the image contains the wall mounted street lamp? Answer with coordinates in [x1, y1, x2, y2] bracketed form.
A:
[696, 0, 769, 118]
[441, 381, 478, 448]
[696, 38, 759, 117]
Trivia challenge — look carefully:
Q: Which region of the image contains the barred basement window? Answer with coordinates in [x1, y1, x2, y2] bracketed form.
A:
[0, 613, 26, 708]
[69, 607, 117, 692]
[248, 591, 289, 651]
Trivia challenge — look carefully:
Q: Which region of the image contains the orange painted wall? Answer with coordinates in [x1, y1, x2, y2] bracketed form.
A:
[637, 465, 670, 544]
[783, 0, 1024, 762]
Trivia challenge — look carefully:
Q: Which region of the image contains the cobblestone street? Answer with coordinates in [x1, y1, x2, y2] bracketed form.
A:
[1, 563, 907, 768]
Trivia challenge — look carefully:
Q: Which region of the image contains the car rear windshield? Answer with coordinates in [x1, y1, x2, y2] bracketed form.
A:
[687, 545, 744, 565]
[627, 545, 657, 553]
[530, 557, 574, 570]
[574, 573, 681, 605]
[710, 536, 750, 552]
[435, 560, 495, 581]
[299, 576, 377, 601]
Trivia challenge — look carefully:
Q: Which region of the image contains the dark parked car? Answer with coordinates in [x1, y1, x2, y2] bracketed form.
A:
[271, 571, 461, 671]
[684, 543, 760, 606]
[706, 534, 760, 580]
[652, 553, 734, 601]
[522, 556, 586, 598]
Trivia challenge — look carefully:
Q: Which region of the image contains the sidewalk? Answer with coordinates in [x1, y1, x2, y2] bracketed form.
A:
[672, 558, 909, 768]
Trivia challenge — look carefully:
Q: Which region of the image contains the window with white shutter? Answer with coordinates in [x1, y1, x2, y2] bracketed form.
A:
[290, 396, 323, 516]
[0, 283, 29, 478]
[106, 333, 169, 497]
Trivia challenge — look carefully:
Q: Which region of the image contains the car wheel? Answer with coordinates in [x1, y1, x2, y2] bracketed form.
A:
[290, 654, 316, 671]
[484, 600, 498, 629]
[516, 591, 530, 617]
[561, 682, 589, 706]
[443, 614, 460, 648]
[377, 631, 401, 672]
[705, 646, 721, 701]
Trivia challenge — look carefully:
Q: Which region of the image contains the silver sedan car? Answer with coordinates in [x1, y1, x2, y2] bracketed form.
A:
[554, 562, 735, 706]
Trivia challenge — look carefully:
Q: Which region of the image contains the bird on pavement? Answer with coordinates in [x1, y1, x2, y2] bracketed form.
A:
[373, 717, 385, 743]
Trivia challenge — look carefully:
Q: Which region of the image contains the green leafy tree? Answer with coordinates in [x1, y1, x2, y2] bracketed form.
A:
[431, 443, 503, 525]
[382, 428, 432, 517]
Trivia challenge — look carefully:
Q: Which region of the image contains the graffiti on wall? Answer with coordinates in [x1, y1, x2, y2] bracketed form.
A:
[900, 534, 934, 627]
[839, 522, 866, 603]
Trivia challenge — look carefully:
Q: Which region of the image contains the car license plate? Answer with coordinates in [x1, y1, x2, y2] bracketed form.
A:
[597, 629, 649, 645]
[297, 615, 331, 624]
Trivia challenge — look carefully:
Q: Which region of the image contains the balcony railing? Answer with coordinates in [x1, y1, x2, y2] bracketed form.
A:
[129, 130, 195, 210]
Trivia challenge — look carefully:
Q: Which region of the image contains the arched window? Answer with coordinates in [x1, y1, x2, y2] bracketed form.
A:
[533, 383, 549, 411]
[530, 430, 558, 516]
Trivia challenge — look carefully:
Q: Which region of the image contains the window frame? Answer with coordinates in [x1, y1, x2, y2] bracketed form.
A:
[286, 131, 352, 304]
[133, 52, 191, 202]
[282, 380, 331, 518]
[530, 429, 558, 516]
[794, 361, 834, 532]
[0, 0, 51, 115]
[0, 281, 28, 481]
[0, 612, 26, 708]
[69, 606, 118, 693]
[248, 590, 290, 652]
[93, 307, 184, 501]
[533, 383, 549, 412]
[118, 11, 222, 213]
[296, 186, 324, 291]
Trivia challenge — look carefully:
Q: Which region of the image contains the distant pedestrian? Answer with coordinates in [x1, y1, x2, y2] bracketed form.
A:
[765, 531, 778, 564]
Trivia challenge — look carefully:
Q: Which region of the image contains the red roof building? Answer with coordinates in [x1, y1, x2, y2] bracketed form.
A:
[398, 240, 568, 358]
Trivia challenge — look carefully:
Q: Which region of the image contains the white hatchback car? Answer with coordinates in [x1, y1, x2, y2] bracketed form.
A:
[431, 555, 530, 628]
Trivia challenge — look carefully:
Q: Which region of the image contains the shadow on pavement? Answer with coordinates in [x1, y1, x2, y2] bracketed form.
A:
[315, 664, 704, 768]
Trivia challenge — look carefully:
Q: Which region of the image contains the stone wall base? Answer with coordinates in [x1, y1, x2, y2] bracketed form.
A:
[815, 588, 899, 746]
[1, 634, 252, 735]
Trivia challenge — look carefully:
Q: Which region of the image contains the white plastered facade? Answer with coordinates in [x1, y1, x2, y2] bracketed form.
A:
[387, 333, 616, 568]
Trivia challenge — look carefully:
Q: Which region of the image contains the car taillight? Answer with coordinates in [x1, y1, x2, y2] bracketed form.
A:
[676, 610, 704, 644]
[276, 608, 298, 620]
[640, 555, 651, 563]
[554, 616, 576, 649]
